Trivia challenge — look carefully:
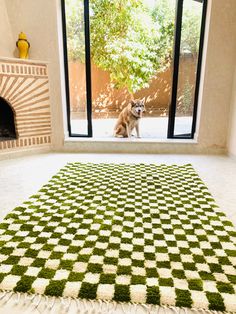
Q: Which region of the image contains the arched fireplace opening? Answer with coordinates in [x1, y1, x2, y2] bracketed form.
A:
[0, 97, 17, 140]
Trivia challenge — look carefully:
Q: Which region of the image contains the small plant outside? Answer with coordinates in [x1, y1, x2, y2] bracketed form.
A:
[181, 80, 194, 115]
[65, 0, 202, 136]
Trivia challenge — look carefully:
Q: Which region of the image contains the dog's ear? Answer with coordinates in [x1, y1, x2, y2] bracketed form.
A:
[142, 100, 146, 113]
[140, 99, 146, 112]
[131, 100, 136, 107]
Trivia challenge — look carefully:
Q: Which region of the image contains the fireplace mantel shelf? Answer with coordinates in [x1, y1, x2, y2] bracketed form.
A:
[0, 56, 49, 65]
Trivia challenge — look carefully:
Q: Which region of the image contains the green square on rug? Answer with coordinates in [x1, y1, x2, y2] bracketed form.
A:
[0, 163, 235, 312]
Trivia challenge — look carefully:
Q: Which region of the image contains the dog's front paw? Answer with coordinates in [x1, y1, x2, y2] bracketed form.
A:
[137, 136, 141, 139]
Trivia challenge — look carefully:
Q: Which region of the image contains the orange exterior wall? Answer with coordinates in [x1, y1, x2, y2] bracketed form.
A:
[69, 56, 196, 119]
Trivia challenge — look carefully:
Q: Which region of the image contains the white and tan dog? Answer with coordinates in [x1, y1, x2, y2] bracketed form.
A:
[114, 99, 145, 138]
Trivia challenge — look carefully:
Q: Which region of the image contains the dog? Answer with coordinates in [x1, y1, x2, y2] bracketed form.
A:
[114, 99, 145, 138]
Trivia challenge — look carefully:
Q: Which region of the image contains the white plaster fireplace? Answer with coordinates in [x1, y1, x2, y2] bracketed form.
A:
[0, 58, 52, 151]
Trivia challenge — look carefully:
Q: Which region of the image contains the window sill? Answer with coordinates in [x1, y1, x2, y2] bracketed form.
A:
[64, 137, 198, 144]
[62, 137, 203, 154]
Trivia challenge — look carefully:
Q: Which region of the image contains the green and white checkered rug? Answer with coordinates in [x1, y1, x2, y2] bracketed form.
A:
[0, 163, 235, 312]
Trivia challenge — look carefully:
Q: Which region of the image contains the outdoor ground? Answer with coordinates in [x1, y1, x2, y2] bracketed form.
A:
[71, 117, 193, 138]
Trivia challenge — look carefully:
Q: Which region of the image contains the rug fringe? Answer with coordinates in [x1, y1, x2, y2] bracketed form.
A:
[0, 290, 234, 314]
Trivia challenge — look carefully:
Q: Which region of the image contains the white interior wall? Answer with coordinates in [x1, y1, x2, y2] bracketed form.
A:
[0, 0, 15, 57]
[2, 0, 236, 154]
[196, 0, 236, 152]
[228, 67, 236, 157]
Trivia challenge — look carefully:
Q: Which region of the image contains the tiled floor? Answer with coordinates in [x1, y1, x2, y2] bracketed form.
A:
[0, 152, 236, 313]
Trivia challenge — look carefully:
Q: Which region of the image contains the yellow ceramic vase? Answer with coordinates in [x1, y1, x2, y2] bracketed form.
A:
[16, 32, 30, 59]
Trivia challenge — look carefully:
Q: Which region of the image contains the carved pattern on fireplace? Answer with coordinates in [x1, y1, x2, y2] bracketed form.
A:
[0, 59, 51, 150]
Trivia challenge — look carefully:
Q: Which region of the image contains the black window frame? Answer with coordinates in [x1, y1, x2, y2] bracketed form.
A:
[61, 0, 208, 140]
[61, 0, 92, 138]
[167, 0, 208, 139]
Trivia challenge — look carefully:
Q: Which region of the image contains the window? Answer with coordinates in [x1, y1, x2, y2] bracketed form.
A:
[61, 0, 208, 139]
